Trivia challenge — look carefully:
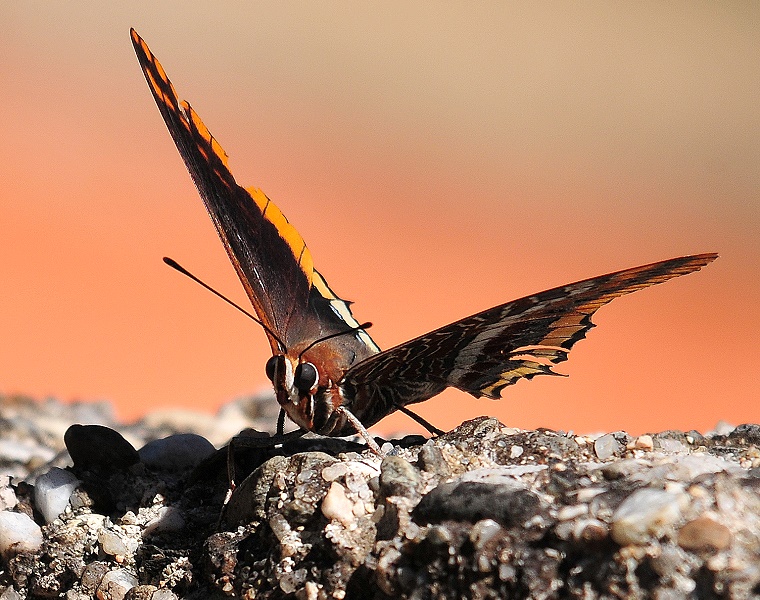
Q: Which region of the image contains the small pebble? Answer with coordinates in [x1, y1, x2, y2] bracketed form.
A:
[144, 506, 186, 535]
[574, 518, 608, 542]
[656, 438, 688, 453]
[0, 439, 55, 466]
[672, 454, 739, 479]
[611, 488, 686, 545]
[0, 511, 43, 559]
[469, 519, 502, 549]
[96, 569, 138, 600]
[321, 462, 349, 482]
[678, 516, 732, 551]
[557, 504, 588, 521]
[35, 467, 80, 523]
[0, 586, 23, 600]
[379, 456, 420, 498]
[628, 435, 654, 451]
[303, 581, 319, 600]
[594, 434, 621, 460]
[0, 477, 18, 511]
[321, 482, 355, 526]
[417, 443, 450, 476]
[712, 420, 735, 436]
[98, 529, 129, 557]
[124, 585, 158, 600]
[81, 562, 110, 593]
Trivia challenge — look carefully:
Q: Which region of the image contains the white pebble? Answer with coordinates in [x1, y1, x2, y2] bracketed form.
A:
[98, 529, 129, 557]
[556, 504, 588, 521]
[611, 488, 686, 545]
[673, 454, 740, 479]
[0, 511, 43, 559]
[321, 462, 349, 482]
[144, 506, 186, 535]
[469, 519, 502, 549]
[593, 434, 620, 460]
[0, 439, 55, 465]
[35, 467, 80, 523]
[0, 477, 17, 511]
[321, 482, 355, 526]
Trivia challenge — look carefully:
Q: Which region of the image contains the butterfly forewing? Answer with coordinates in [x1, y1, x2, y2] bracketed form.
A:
[131, 30, 375, 356]
[340, 253, 717, 429]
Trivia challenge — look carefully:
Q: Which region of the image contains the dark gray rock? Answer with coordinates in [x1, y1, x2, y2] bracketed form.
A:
[64, 424, 139, 471]
[413, 480, 547, 531]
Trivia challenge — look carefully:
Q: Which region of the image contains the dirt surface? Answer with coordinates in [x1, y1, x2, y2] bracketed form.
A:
[1, 394, 759, 599]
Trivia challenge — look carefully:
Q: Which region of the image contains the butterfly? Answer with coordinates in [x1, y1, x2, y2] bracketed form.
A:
[131, 30, 717, 451]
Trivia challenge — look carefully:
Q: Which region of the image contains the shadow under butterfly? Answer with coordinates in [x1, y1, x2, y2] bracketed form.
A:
[130, 29, 717, 454]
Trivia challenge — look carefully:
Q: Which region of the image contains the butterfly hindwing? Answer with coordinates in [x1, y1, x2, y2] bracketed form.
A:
[131, 30, 375, 355]
[340, 253, 717, 429]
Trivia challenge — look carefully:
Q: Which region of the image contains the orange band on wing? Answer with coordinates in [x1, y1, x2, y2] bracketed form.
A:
[246, 186, 314, 284]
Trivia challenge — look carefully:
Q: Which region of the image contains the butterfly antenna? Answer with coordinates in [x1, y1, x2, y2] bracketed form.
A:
[297, 322, 373, 361]
[163, 257, 287, 351]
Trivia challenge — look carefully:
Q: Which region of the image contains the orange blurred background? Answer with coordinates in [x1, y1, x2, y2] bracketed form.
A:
[1, 4, 758, 437]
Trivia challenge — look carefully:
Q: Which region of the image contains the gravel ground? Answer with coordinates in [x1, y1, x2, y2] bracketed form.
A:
[0, 393, 759, 599]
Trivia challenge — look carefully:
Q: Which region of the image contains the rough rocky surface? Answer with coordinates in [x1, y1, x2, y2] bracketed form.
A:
[1, 393, 760, 599]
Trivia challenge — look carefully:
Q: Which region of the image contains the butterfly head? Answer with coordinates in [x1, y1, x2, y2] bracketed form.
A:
[265, 350, 345, 435]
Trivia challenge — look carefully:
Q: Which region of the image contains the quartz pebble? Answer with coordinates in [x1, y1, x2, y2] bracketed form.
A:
[143, 506, 185, 534]
[593, 434, 620, 460]
[98, 529, 129, 557]
[611, 488, 686, 545]
[321, 482, 355, 526]
[35, 467, 80, 523]
[96, 569, 138, 600]
[0, 477, 18, 511]
[0, 511, 43, 558]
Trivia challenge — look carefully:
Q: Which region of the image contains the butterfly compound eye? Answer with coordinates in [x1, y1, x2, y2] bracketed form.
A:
[294, 362, 318, 392]
[265, 356, 279, 382]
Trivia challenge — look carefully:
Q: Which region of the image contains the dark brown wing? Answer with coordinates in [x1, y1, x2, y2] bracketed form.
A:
[131, 30, 376, 356]
[340, 253, 717, 428]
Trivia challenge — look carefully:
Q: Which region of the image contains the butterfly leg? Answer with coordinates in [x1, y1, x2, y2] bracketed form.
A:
[335, 406, 383, 455]
[217, 428, 307, 529]
[393, 404, 445, 436]
[277, 408, 286, 436]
